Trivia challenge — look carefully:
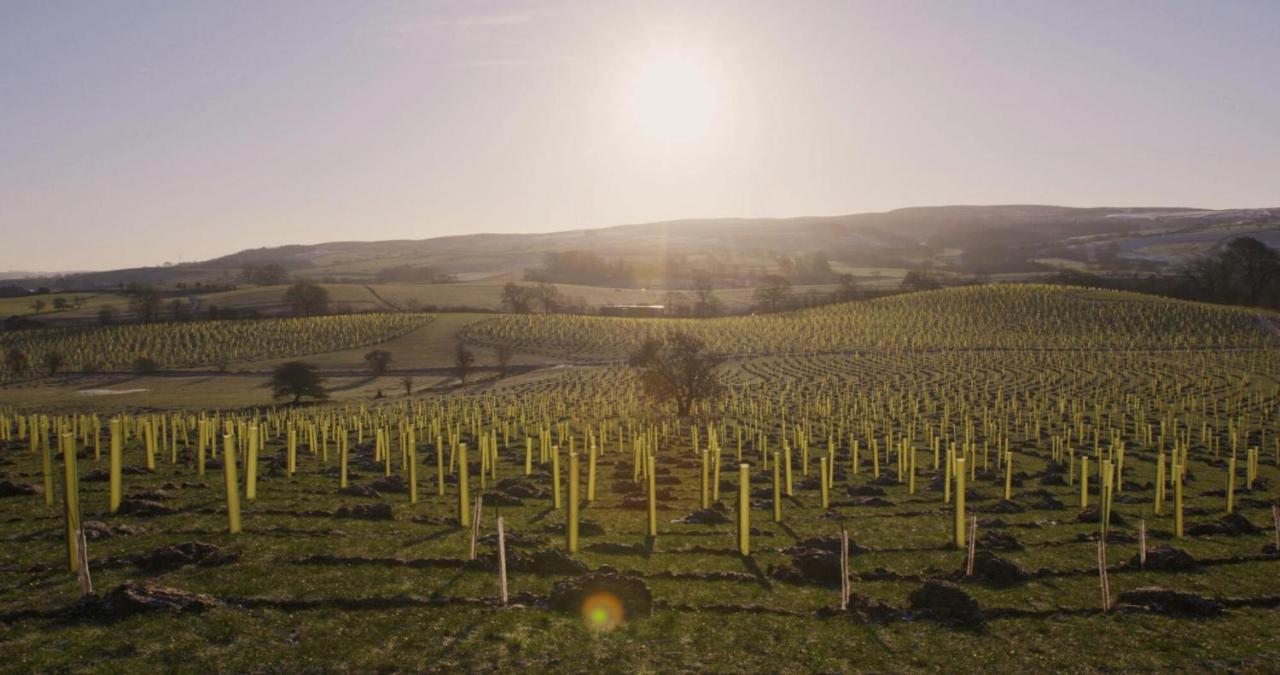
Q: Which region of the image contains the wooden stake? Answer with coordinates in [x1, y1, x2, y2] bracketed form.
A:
[1272, 504, 1279, 553]
[75, 526, 92, 596]
[965, 516, 978, 577]
[497, 515, 508, 606]
[1139, 518, 1147, 571]
[738, 463, 750, 556]
[469, 494, 483, 561]
[839, 527, 850, 611]
[1097, 540, 1110, 612]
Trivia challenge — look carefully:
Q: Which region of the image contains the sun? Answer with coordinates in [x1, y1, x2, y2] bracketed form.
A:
[624, 50, 720, 145]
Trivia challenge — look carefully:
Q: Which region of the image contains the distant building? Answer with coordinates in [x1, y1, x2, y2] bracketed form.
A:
[599, 304, 665, 318]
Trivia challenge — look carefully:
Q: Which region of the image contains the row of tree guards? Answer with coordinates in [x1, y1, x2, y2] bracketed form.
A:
[6, 404, 1273, 576]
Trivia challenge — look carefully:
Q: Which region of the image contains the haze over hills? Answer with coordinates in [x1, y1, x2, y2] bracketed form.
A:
[9, 204, 1280, 289]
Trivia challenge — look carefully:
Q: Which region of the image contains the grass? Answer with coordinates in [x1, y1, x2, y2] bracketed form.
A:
[1, 285, 1279, 671]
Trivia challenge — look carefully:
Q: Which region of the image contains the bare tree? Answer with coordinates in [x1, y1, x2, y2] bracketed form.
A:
[266, 361, 328, 404]
[364, 349, 392, 376]
[4, 348, 27, 376]
[454, 342, 475, 385]
[753, 275, 792, 312]
[628, 331, 723, 418]
[285, 281, 330, 316]
[42, 351, 65, 376]
[495, 343, 514, 377]
[692, 275, 723, 317]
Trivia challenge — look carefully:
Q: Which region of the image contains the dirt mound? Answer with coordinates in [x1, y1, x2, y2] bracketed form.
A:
[963, 551, 1028, 586]
[126, 489, 172, 501]
[978, 500, 1024, 514]
[117, 499, 178, 517]
[482, 492, 524, 507]
[789, 536, 868, 556]
[1130, 545, 1198, 572]
[497, 477, 549, 499]
[478, 531, 548, 548]
[77, 581, 221, 618]
[908, 580, 982, 626]
[583, 542, 647, 555]
[1116, 586, 1222, 616]
[0, 480, 41, 497]
[134, 541, 237, 572]
[1076, 506, 1126, 526]
[847, 485, 886, 497]
[611, 481, 642, 495]
[621, 494, 673, 510]
[1038, 472, 1067, 486]
[368, 475, 408, 494]
[335, 503, 394, 520]
[81, 520, 146, 540]
[675, 507, 731, 525]
[772, 537, 867, 585]
[83, 466, 149, 482]
[544, 518, 605, 536]
[509, 549, 589, 575]
[1188, 513, 1258, 537]
[339, 485, 380, 498]
[548, 568, 652, 619]
[976, 531, 1023, 551]
[850, 496, 895, 507]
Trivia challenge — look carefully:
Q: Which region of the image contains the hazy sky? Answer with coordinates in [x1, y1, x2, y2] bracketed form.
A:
[2, 0, 1278, 272]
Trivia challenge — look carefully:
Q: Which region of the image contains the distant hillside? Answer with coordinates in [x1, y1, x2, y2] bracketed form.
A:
[13, 204, 1280, 289]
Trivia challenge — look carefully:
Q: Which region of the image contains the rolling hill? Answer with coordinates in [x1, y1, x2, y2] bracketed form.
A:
[9, 204, 1279, 289]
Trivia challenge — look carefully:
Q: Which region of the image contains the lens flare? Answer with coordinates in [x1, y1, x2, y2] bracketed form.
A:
[581, 591, 624, 631]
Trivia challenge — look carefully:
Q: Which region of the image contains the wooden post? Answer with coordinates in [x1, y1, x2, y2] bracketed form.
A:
[1174, 463, 1183, 538]
[459, 443, 471, 528]
[700, 449, 710, 509]
[197, 421, 207, 477]
[340, 430, 349, 488]
[75, 526, 92, 596]
[820, 456, 830, 510]
[1003, 451, 1013, 501]
[772, 451, 782, 522]
[587, 443, 597, 503]
[497, 515, 508, 606]
[1272, 504, 1279, 553]
[61, 433, 81, 572]
[245, 425, 258, 502]
[1154, 452, 1164, 515]
[1139, 518, 1147, 571]
[568, 451, 579, 553]
[1226, 455, 1236, 514]
[784, 444, 793, 496]
[108, 419, 122, 514]
[469, 495, 483, 560]
[409, 433, 418, 505]
[436, 437, 445, 496]
[41, 428, 54, 507]
[954, 457, 966, 549]
[646, 452, 657, 538]
[840, 527, 850, 611]
[223, 434, 241, 534]
[738, 463, 750, 556]
[551, 446, 561, 509]
[1080, 456, 1089, 509]
[965, 516, 977, 576]
[1097, 540, 1111, 612]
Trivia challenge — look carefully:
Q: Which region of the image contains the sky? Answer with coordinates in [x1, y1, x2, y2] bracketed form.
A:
[2, 0, 1278, 272]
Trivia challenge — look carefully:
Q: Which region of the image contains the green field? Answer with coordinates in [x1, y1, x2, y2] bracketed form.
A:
[1, 285, 1278, 672]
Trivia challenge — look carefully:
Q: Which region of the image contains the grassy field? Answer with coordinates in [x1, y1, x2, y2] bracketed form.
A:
[1, 285, 1278, 672]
